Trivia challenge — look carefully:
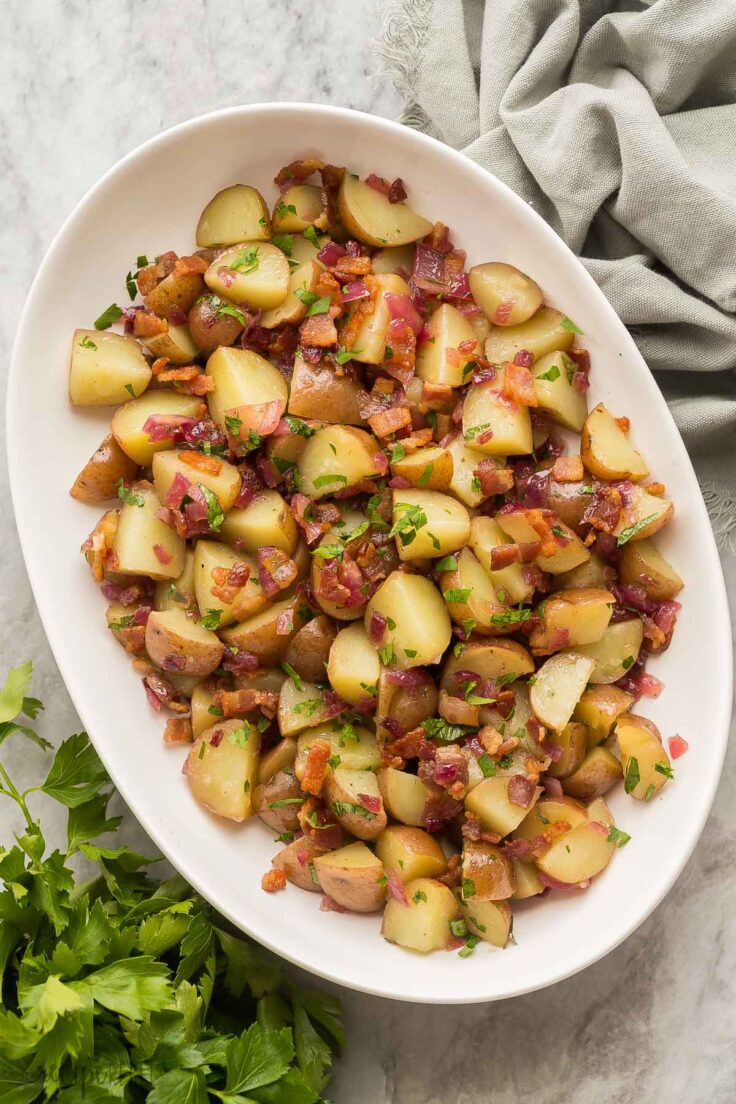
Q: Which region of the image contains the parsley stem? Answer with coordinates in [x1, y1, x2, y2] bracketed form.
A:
[0, 760, 36, 829]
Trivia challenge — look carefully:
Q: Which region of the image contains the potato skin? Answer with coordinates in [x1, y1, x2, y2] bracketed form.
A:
[253, 768, 303, 832]
[271, 835, 324, 892]
[70, 433, 139, 503]
[313, 842, 386, 913]
[188, 295, 245, 356]
[145, 609, 223, 677]
[283, 615, 337, 684]
[287, 355, 366, 425]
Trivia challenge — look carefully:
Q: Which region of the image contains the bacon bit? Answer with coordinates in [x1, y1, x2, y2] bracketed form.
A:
[473, 460, 515, 497]
[552, 455, 585, 482]
[669, 735, 688, 759]
[302, 740, 332, 796]
[156, 365, 198, 383]
[507, 775, 537, 808]
[476, 725, 505, 757]
[151, 356, 170, 375]
[588, 820, 609, 836]
[133, 310, 167, 338]
[299, 305, 340, 348]
[420, 382, 453, 412]
[210, 560, 250, 605]
[388, 177, 407, 203]
[437, 854, 464, 892]
[274, 157, 324, 190]
[177, 450, 223, 476]
[383, 318, 417, 386]
[439, 690, 479, 728]
[385, 870, 408, 905]
[503, 361, 538, 406]
[152, 543, 173, 565]
[213, 688, 279, 719]
[365, 173, 390, 195]
[368, 405, 412, 438]
[583, 485, 622, 534]
[257, 546, 298, 597]
[332, 254, 372, 279]
[115, 624, 146, 654]
[174, 254, 208, 276]
[399, 428, 434, 454]
[136, 264, 160, 296]
[646, 481, 666, 496]
[489, 543, 520, 569]
[543, 775, 563, 798]
[494, 299, 514, 325]
[262, 869, 287, 893]
[339, 275, 379, 350]
[524, 509, 560, 558]
[616, 416, 630, 432]
[163, 717, 193, 744]
[461, 812, 502, 845]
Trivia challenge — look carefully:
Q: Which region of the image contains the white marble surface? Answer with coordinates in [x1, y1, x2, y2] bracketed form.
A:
[1, 3, 735, 1102]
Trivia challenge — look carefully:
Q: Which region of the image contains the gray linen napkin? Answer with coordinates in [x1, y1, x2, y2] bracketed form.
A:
[378, 0, 736, 549]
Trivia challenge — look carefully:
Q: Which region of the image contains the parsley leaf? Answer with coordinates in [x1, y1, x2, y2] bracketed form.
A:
[229, 246, 260, 274]
[624, 756, 640, 794]
[272, 232, 294, 255]
[284, 414, 316, 438]
[198, 484, 225, 530]
[443, 587, 472, 603]
[560, 316, 584, 334]
[117, 478, 144, 507]
[199, 609, 222, 630]
[607, 825, 631, 848]
[421, 718, 469, 743]
[94, 303, 123, 330]
[617, 514, 659, 546]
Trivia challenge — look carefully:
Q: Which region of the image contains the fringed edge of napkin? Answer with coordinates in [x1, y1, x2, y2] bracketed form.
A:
[377, 0, 437, 134]
[701, 484, 736, 555]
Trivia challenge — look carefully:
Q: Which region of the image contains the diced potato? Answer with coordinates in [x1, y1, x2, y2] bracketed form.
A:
[440, 638, 534, 695]
[587, 796, 615, 827]
[288, 355, 365, 425]
[544, 477, 596, 534]
[219, 490, 298, 555]
[533, 351, 587, 432]
[258, 736, 298, 783]
[573, 686, 634, 747]
[465, 777, 540, 837]
[342, 273, 411, 364]
[581, 403, 649, 482]
[535, 818, 615, 885]
[154, 548, 196, 612]
[376, 669, 438, 741]
[271, 185, 323, 233]
[460, 897, 513, 947]
[511, 862, 544, 900]
[378, 767, 430, 827]
[144, 266, 206, 318]
[145, 608, 223, 677]
[416, 303, 480, 386]
[310, 508, 368, 623]
[327, 622, 380, 704]
[495, 509, 591, 575]
[70, 432, 139, 504]
[272, 835, 324, 892]
[152, 450, 242, 515]
[375, 826, 447, 883]
[193, 540, 263, 628]
[619, 538, 683, 602]
[371, 244, 415, 275]
[462, 841, 515, 901]
[298, 425, 381, 499]
[462, 370, 533, 456]
[221, 596, 310, 665]
[562, 747, 623, 801]
[69, 329, 151, 406]
[469, 262, 543, 327]
[188, 295, 246, 357]
[289, 233, 324, 264]
[105, 600, 146, 653]
[615, 714, 672, 802]
[277, 677, 336, 737]
[204, 242, 290, 310]
[382, 878, 459, 953]
[445, 435, 487, 508]
[253, 768, 303, 833]
[563, 619, 644, 684]
[313, 842, 386, 913]
[196, 184, 270, 247]
[206, 346, 288, 431]
[484, 307, 574, 365]
[392, 489, 470, 561]
[529, 652, 596, 731]
[439, 547, 507, 635]
[528, 588, 615, 653]
[613, 485, 674, 544]
[512, 796, 588, 855]
[468, 516, 535, 605]
[190, 683, 218, 739]
[282, 615, 336, 684]
[260, 260, 322, 329]
[324, 768, 386, 840]
[111, 391, 204, 466]
[234, 668, 287, 696]
[546, 722, 588, 780]
[366, 571, 452, 669]
[113, 480, 186, 580]
[184, 719, 260, 822]
[390, 446, 453, 491]
[553, 552, 607, 591]
[295, 725, 379, 779]
[338, 173, 433, 247]
[138, 322, 199, 366]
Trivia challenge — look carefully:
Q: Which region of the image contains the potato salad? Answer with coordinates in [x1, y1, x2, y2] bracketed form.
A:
[70, 158, 686, 956]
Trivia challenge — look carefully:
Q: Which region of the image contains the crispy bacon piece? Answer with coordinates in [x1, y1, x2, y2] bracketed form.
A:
[616, 416, 630, 432]
[382, 317, 417, 386]
[582, 485, 622, 534]
[213, 688, 279, 718]
[552, 455, 585, 483]
[494, 300, 514, 325]
[274, 157, 324, 190]
[82, 512, 118, 583]
[151, 356, 170, 375]
[368, 405, 412, 439]
[116, 624, 146, 654]
[314, 268, 343, 309]
[420, 382, 453, 411]
[399, 428, 434, 453]
[155, 364, 197, 383]
[258, 546, 298, 597]
[473, 460, 515, 497]
[388, 177, 407, 203]
[178, 450, 223, 476]
[439, 690, 479, 728]
[173, 373, 215, 396]
[174, 254, 208, 276]
[299, 306, 340, 348]
[261, 869, 287, 893]
[210, 560, 250, 604]
[332, 254, 372, 279]
[163, 717, 193, 744]
[133, 310, 167, 338]
[669, 734, 688, 759]
[522, 509, 560, 558]
[461, 812, 501, 845]
[476, 725, 505, 757]
[302, 740, 332, 797]
[339, 275, 379, 350]
[507, 774, 537, 808]
[502, 362, 538, 406]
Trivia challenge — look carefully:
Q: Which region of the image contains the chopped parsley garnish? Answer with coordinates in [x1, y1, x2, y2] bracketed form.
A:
[94, 303, 123, 330]
[359, 682, 377, 698]
[199, 609, 222, 630]
[340, 520, 370, 544]
[617, 514, 659, 546]
[224, 414, 243, 435]
[458, 936, 479, 958]
[491, 608, 534, 626]
[461, 878, 476, 899]
[294, 698, 323, 717]
[449, 918, 468, 938]
[124, 383, 136, 398]
[214, 299, 248, 325]
[655, 762, 675, 779]
[537, 364, 560, 382]
[622, 655, 635, 670]
[607, 825, 631, 848]
[331, 801, 376, 821]
[284, 414, 316, 438]
[208, 704, 223, 717]
[385, 616, 396, 630]
[624, 756, 640, 794]
[421, 718, 468, 743]
[383, 346, 394, 359]
[228, 246, 260, 274]
[443, 588, 472, 603]
[560, 316, 584, 334]
[390, 442, 406, 463]
[335, 347, 363, 364]
[228, 724, 251, 747]
[378, 642, 396, 666]
[404, 648, 417, 658]
[116, 479, 144, 507]
[272, 232, 294, 255]
[313, 473, 349, 489]
[79, 335, 97, 350]
[303, 225, 325, 246]
[435, 554, 458, 572]
[109, 615, 135, 631]
[199, 484, 225, 530]
[470, 475, 482, 495]
[327, 754, 341, 771]
[465, 423, 491, 440]
[644, 784, 656, 802]
[389, 503, 428, 546]
[478, 753, 496, 778]
[281, 661, 303, 691]
[268, 797, 304, 809]
[275, 200, 297, 219]
[417, 463, 434, 487]
[311, 544, 344, 561]
[339, 722, 359, 746]
[412, 890, 428, 905]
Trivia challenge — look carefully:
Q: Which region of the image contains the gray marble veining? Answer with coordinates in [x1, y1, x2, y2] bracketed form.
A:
[1, 4, 735, 1102]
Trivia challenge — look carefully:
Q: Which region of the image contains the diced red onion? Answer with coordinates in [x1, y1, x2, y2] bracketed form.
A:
[507, 775, 536, 808]
[317, 241, 346, 265]
[388, 178, 407, 204]
[142, 680, 162, 712]
[320, 895, 347, 913]
[368, 611, 387, 646]
[389, 475, 412, 489]
[365, 173, 390, 195]
[543, 775, 564, 797]
[153, 543, 172, 565]
[386, 870, 409, 905]
[166, 305, 187, 326]
[538, 872, 589, 891]
[652, 600, 681, 635]
[344, 240, 363, 257]
[221, 646, 259, 674]
[143, 414, 199, 443]
[341, 279, 370, 303]
[385, 669, 430, 687]
[385, 292, 423, 337]
[669, 734, 688, 759]
[358, 792, 382, 813]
